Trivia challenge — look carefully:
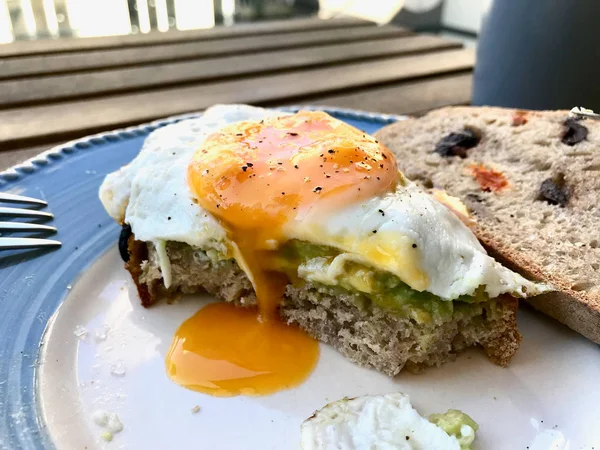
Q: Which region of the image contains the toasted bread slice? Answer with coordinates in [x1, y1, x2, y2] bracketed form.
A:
[375, 106, 600, 343]
[123, 236, 521, 375]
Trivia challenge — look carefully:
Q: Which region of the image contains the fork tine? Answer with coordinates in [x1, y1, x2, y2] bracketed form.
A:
[0, 207, 54, 219]
[0, 193, 48, 206]
[0, 237, 61, 250]
[0, 222, 57, 233]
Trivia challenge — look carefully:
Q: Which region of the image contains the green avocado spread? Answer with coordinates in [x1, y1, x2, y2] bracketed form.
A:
[429, 409, 479, 449]
[275, 240, 498, 324]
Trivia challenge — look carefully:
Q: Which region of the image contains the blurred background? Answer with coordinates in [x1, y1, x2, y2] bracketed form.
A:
[1, 0, 598, 111]
[0, 0, 485, 44]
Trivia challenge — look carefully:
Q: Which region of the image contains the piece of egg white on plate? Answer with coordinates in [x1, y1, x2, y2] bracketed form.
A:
[299, 393, 471, 450]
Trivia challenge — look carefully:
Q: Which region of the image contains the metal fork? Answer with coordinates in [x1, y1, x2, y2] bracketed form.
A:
[0, 193, 61, 250]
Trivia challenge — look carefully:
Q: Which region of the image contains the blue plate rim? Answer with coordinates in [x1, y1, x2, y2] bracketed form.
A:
[0, 106, 405, 184]
[0, 106, 404, 449]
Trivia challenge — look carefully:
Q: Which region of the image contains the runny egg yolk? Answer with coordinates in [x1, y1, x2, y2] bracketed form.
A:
[166, 111, 398, 397]
[166, 302, 320, 396]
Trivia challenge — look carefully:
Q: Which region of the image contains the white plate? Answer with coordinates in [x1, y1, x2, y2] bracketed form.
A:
[39, 248, 600, 450]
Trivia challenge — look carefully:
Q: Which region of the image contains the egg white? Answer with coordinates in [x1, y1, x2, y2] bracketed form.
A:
[99, 104, 548, 298]
[299, 393, 466, 450]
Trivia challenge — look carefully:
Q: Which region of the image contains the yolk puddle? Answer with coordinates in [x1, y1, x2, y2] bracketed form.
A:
[166, 302, 319, 396]
[166, 110, 398, 397]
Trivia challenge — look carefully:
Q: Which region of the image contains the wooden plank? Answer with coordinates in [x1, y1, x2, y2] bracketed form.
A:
[306, 73, 473, 115]
[0, 48, 475, 149]
[1, 35, 461, 107]
[0, 26, 411, 79]
[0, 76, 472, 172]
[0, 17, 372, 58]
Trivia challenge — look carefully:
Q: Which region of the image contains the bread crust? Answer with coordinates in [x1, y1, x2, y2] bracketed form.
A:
[477, 226, 600, 344]
[125, 235, 154, 307]
[375, 106, 600, 344]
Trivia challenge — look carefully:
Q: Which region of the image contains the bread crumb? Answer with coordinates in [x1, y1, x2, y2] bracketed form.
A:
[94, 325, 109, 342]
[191, 405, 200, 414]
[92, 410, 108, 426]
[73, 325, 88, 340]
[109, 361, 126, 377]
[106, 413, 124, 433]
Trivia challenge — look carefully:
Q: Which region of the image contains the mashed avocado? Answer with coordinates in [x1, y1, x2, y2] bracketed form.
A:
[429, 410, 479, 449]
[276, 240, 495, 324]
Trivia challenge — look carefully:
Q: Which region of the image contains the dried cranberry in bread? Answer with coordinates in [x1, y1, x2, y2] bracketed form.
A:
[375, 106, 600, 344]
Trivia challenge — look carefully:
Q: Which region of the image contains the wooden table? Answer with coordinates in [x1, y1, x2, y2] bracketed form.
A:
[0, 17, 474, 171]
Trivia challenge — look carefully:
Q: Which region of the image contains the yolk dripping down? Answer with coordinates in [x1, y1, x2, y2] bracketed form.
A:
[166, 111, 398, 396]
[188, 110, 398, 318]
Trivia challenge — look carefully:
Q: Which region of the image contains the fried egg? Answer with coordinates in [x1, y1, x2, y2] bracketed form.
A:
[99, 104, 548, 396]
[101, 104, 546, 301]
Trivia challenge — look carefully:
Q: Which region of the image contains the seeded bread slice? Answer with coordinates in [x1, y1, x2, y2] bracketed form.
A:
[125, 238, 521, 375]
[374, 106, 600, 344]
